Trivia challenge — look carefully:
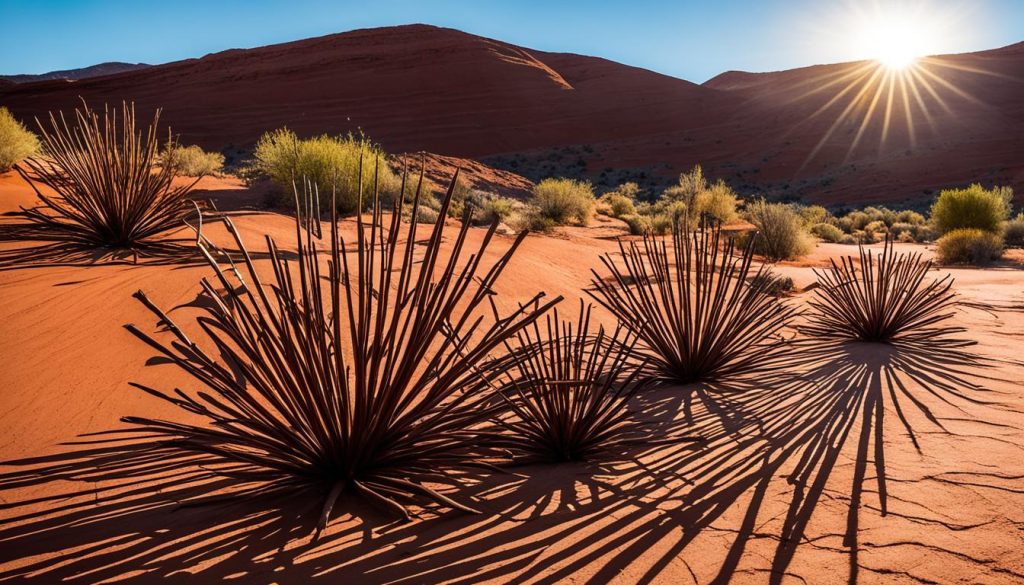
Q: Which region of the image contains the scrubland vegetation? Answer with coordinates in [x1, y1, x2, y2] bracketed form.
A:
[161, 144, 224, 177]
[0, 107, 40, 172]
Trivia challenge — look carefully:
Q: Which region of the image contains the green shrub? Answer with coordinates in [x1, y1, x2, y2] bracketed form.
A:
[840, 234, 858, 245]
[930, 184, 1011, 234]
[799, 205, 830, 227]
[841, 210, 870, 232]
[415, 206, 440, 224]
[162, 144, 224, 177]
[604, 193, 636, 218]
[694, 180, 738, 223]
[810, 222, 844, 243]
[461, 190, 519, 225]
[863, 206, 896, 226]
[864, 220, 888, 238]
[0, 107, 40, 172]
[622, 212, 673, 236]
[530, 178, 595, 226]
[744, 199, 813, 261]
[1003, 215, 1024, 247]
[662, 165, 707, 204]
[936, 228, 1003, 264]
[895, 210, 926, 224]
[253, 128, 397, 213]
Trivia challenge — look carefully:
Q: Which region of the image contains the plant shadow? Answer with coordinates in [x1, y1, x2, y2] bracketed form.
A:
[0, 337, 1011, 583]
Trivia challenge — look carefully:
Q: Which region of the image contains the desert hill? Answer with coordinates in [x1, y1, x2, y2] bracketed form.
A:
[0, 61, 150, 84]
[1, 25, 1021, 205]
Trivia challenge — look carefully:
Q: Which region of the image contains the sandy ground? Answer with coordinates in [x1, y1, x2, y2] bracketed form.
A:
[1, 172, 1023, 584]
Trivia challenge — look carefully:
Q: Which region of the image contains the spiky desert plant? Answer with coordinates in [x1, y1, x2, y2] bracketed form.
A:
[15, 102, 196, 249]
[588, 221, 798, 384]
[123, 170, 561, 536]
[802, 237, 961, 343]
[495, 302, 649, 462]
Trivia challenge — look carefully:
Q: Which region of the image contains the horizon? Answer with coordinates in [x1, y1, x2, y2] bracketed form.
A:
[2, 0, 1022, 83]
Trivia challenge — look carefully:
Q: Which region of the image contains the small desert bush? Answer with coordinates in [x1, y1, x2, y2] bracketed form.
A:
[936, 228, 1003, 265]
[162, 144, 224, 177]
[253, 128, 398, 213]
[603, 193, 636, 218]
[895, 210, 926, 225]
[415, 206, 440, 224]
[660, 167, 737, 224]
[694, 180, 739, 223]
[530, 178, 595, 226]
[799, 205, 830, 227]
[1004, 215, 1024, 247]
[744, 199, 813, 261]
[810, 222, 844, 243]
[930, 184, 1011, 235]
[0, 107, 40, 172]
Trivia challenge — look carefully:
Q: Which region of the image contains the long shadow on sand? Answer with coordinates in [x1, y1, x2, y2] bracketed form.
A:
[0, 337, 1017, 583]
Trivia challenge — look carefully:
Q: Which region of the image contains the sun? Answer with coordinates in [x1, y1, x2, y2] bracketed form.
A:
[857, 13, 929, 70]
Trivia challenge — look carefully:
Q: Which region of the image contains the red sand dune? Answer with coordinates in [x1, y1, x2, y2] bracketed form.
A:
[3, 25, 1021, 205]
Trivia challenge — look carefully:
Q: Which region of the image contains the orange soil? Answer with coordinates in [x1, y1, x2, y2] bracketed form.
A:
[1, 174, 1023, 583]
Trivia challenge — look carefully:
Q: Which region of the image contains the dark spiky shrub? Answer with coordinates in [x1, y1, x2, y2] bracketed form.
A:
[495, 303, 648, 462]
[124, 172, 560, 535]
[802, 238, 961, 342]
[16, 102, 197, 250]
[589, 221, 799, 384]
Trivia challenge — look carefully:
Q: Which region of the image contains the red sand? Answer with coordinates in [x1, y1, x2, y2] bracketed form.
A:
[1, 174, 1024, 583]
[4, 25, 1020, 205]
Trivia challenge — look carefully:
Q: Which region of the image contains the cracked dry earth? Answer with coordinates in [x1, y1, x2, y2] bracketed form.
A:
[1, 177, 1023, 584]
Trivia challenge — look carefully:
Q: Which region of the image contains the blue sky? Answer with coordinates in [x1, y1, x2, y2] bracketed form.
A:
[1, 0, 1020, 82]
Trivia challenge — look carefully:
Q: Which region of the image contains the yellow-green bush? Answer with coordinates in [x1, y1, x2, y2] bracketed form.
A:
[799, 205, 830, 227]
[0, 107, 40, 172]
[810, 222, 844, 243]
[530, 178, 595, 226]
[602, 193, 636, 218]
[162, 144, 224, 177]
[693, 180, 739, 223]
[930, 184, 1011, 235]
[744, 199, 813, 261]
[936, 228, 1003, 264]
[1003, 214, 1024, 247]
[253, 128, 397, 212]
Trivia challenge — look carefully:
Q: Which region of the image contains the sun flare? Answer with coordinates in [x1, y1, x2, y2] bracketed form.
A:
[848, 3, 940, 71]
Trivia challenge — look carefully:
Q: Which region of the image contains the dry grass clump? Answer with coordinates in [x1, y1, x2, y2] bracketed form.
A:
[935, 228, 1004, 265]
[162, 144, 224, 177]
[0, 106, 39, 172]
[589, 221, 798, 384]
[124, 172, 560, 535]
[744, 199, 813, 261]
[16, 102, 196, 250]
[803, 238, 960, 343]
[496, 303, 648, 462]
